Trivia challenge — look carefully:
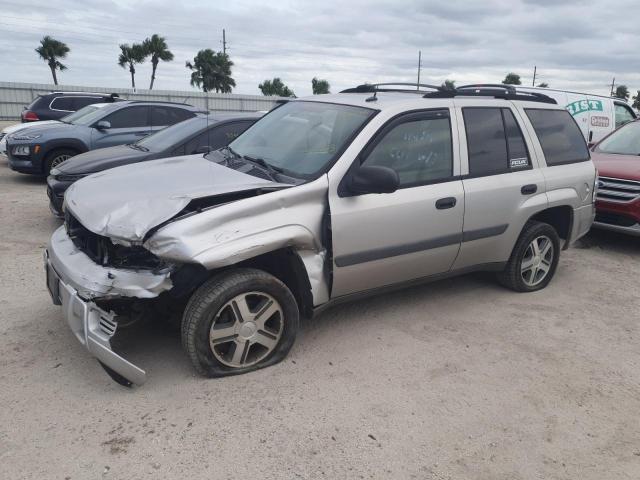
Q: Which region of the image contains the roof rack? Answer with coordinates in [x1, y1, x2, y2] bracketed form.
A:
[124, 100, 195, 107]
[424, 84, 557, 104]
[341, 82, 556, 105]
[341, 83, 447, 102]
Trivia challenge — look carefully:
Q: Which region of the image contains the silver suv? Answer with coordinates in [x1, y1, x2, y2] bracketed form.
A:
[44, 84, 596, 386]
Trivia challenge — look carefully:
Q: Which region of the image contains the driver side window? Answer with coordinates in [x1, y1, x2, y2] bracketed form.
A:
[362, 111, 453, 187]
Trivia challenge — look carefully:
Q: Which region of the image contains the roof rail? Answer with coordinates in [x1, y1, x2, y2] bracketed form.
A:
[424, 83, 557, 104]
[124, 100, 195, 107]
[341, 83, 447, 102]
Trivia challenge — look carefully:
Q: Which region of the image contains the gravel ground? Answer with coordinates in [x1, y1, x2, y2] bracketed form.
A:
[0, 156, 639, 480]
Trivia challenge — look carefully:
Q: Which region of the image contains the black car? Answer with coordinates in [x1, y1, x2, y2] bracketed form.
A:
[47, 112, 262, 216]
[21, 91, 121, 122]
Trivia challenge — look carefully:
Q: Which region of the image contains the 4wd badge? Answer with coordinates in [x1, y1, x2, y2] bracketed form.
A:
[566, 99, 603, 116]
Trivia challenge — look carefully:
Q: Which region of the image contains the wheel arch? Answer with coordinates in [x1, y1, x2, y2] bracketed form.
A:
[527, 205, 573, 249]
[170, 248, 317, 319]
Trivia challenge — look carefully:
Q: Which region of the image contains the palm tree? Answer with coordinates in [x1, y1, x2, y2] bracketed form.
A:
[118, 43, 146, 90]
[35, 36, 70, 85]
[186, 49, 236, 93]
[143, 34, 174, 90]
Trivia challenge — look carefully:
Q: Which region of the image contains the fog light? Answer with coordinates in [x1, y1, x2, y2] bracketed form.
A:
[12, 145, 30, 156]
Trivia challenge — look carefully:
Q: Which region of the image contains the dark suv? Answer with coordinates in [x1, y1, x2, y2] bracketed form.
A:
[21, 92, 121, 122]
[7, 101, 201, 175]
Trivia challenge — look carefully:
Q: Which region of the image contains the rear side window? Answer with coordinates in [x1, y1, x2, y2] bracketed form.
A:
[463, 107, 530, 176]
[525, 109, 589, 166]
[72, 97, 101, 110]
[50, 97, 75, 111]
[104, 106, 150, 128]
[151, 106, 194, 127]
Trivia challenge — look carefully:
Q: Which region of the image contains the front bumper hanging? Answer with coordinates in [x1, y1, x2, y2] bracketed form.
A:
[45, 249, 146, 386]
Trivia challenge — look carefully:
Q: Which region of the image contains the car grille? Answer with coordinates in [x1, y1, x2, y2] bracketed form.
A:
[64, 211, 166, 270]
[596, 176, 640, 203]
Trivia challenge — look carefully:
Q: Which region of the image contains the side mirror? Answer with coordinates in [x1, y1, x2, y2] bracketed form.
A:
[348, 165, 399, 195]
[95, 120, 111, 130]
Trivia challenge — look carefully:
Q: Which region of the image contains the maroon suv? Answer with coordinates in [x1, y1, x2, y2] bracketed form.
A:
[591, 119, 640, 235]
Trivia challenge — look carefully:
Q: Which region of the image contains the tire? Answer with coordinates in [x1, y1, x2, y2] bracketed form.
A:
[498, 220, 561, 292]
[181, 268, 299, 378]
[44, 148, 77, 174]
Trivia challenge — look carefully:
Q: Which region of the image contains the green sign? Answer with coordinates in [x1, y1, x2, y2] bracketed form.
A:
[566, 99, 603, 116]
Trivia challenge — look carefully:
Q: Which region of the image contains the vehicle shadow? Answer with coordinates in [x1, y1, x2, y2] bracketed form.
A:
[574, 228, 640, 254]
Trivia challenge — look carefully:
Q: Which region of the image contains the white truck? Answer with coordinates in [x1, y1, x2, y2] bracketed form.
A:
[517, 86, 636, 144]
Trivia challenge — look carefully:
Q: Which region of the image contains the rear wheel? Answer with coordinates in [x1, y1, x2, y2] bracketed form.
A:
[181, 269, 299, 377]
[44, 148, 77, 174]
[498, 221, 561, 292]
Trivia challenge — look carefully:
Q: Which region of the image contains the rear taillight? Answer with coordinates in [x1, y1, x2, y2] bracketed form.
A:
[22, 110, 39, 122]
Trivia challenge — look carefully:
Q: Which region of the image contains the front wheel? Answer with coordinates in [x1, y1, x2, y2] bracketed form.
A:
[44, 148, 77, 174]
[181, 269, 299, 377]
[498, 221, 561, 292]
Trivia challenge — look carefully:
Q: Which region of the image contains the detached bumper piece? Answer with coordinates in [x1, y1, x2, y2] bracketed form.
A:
[45, 249, 146, 386]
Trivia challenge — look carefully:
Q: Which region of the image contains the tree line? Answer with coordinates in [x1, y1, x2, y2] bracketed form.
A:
[33, 37, 640, 106]
[34, 35, 331, 96]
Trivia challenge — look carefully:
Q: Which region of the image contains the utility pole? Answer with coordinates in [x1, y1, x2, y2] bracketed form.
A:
[610, 77, 616, 97]
[416, 50, 421, 89]
[532, 66, 537, 86]
[222, 29, 227, 55]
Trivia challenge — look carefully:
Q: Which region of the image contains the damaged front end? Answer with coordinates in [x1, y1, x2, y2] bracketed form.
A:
[45, 222, 174, 386]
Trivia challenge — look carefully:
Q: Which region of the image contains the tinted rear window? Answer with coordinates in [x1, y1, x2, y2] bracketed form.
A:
[463, 107, 530, 176]
[525, 109, 589, 166]
[51, 97, 75, 111]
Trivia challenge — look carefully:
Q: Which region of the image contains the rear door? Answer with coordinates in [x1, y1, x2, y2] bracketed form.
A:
[90, 105, 151, 149]
[452, 100, 547, 270]
[150, 106, 195, 134]
[329, 108, 465, 297]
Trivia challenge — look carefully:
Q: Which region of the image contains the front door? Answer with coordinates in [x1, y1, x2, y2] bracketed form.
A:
[91, 106, 151, 149]
[328, 109, 464, 297]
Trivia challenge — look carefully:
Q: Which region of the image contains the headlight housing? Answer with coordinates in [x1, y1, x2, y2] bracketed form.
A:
[11, 145, 30, 156]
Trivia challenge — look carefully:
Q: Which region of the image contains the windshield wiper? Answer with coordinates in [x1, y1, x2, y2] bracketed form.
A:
[242, 154, 283, 178]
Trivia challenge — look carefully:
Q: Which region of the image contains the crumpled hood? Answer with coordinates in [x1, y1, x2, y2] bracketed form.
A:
[64, 154, 289, 242]
[57, 144, 150, 174]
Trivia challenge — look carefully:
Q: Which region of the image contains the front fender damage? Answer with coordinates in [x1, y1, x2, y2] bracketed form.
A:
[145, 178, 331, 306]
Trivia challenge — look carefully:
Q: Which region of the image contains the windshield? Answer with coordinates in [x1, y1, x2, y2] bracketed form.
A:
[596, 121, 640, 155]
[136, 116, 206, 152]
[69, 104, 114, 126]
[227, 101, 375, 178]
[60, 104, 104, 124]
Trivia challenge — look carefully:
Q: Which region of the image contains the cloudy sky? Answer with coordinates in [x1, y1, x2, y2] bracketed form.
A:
[1, 0, 639, 98]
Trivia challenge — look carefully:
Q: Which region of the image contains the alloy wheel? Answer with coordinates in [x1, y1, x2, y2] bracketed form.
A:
[50, 154, 72, 169]
[209, 291, 284, 368]
[520, 235, 554, 287]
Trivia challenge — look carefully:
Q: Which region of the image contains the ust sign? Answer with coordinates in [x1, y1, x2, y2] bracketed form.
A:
[566, 99, 603, 116]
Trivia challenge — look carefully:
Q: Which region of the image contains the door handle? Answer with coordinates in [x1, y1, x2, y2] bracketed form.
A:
[435, 197, 457, 209]
[134, 132, 148, 136]
[521, 184, 537, 195]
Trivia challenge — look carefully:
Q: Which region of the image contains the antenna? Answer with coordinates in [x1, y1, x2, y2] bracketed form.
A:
[532, 65, 536, 86]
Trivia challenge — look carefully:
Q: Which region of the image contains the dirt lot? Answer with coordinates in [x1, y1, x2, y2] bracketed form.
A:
[0, 155, 639, 480]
